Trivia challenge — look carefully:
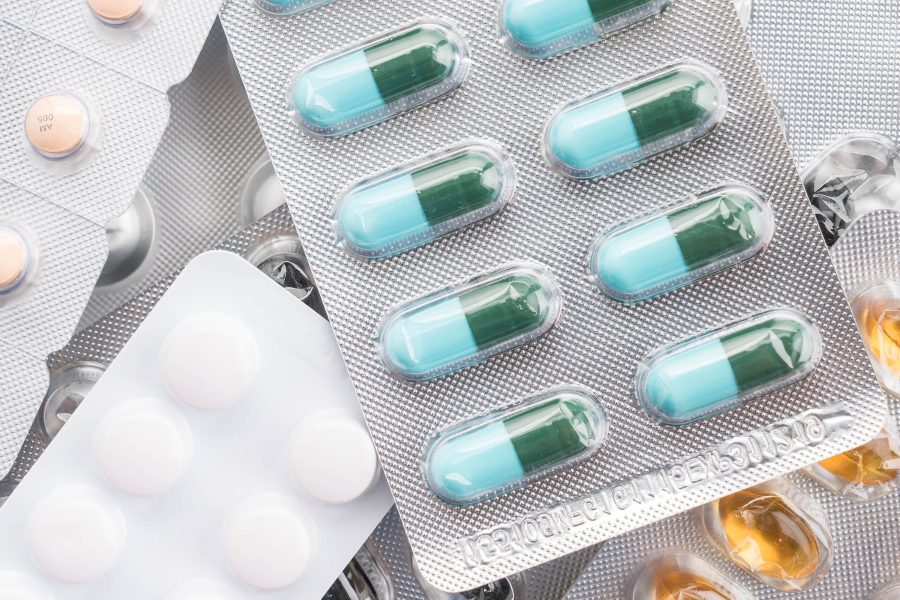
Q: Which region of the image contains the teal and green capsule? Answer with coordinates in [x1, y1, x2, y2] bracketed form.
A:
[335, 141, 516, 259]
[500, 0, 672, 59]
[290, 20, 469, 137]
[589, 185, 774, 302]
[425, 386, 606, 504]
[637, 309, 822, 425]
[379, 264, 562, 381]
[255, 0, 331, 16]
[543, 62, 727, 179]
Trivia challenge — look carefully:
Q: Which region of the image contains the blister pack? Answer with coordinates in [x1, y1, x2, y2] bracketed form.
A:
[0, 0, 221, 478]
[0, 250, 392, 599]
[219, 0, 886, 589]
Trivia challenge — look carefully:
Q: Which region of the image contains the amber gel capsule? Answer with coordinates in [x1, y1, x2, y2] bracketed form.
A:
[627, 553, 753, 600]
[806, 423, 900, 502]
[851, 281, 900, 396]
[701, 479, 833, 592]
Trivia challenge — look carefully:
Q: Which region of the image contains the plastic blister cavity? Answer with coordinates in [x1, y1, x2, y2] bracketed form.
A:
[424, 385, 606, 505]
[589, 184, 773, 302]
[85, 0, 160, 29]
[700, 478, 833, 592]
[335, 140, 516, 259]
[875, 578, 900, 600]
[500, 0, 672, 60]
[542, 61, 727, 180]
[0, 221, 38, 301]
[23, 92, 99, 166]
[379, 263, 562, 381]
[805, 416, 900, 503]
[850, 280, 900, 396]
[626, 552, 753, 600]
[289, 19, 470, 137]
[255, 0, 332, 16]
[637, 308, 822, 425]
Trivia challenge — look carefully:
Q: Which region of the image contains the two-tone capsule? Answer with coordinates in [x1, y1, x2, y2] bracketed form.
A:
[500, 0, 671, 59]
[589, 185, 773, 302]
[334, 141, 516, 259]
[627, 553, 752, 600]
[289, 20, 469, 137]
[379, 264, 561, 381]
[543, 62, 727, 179]
[637, 309, 822, 425]
[424, 386, 606, 505]
[254, 0, 331, 16]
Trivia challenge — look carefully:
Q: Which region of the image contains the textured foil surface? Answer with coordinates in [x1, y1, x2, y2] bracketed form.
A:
[219, 0, 886, 589]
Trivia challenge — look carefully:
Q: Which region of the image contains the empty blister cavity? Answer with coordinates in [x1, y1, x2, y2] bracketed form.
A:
[875, 578, 900, 600]
[93, 397, 194, 496]
[627, 552, 753, 600]
[806, 418, 900, 502]
[637, 308, 822, 425]
[334, 140, 516, 259]
[289, 19, 469, 137]
[379, 263, 562, 381]
[85, 0, 158, 28]
[499, 0, 671, 59]
[222, 494, 317, 590]
[0, 572, 54, 600]
[0, 222, 37, 299]
[424, 385, 605, 505]
[26, 485, 126, 583]
[543, 62, 727, 179]
[255, 0, 332, 16]
[162, 312, 261, 409]
[589, 184, 773, 302]
[289, 412, 380, 504]
[24, 93, 97, 163]
[851, 281, 900, 396]
[700, 478, 833, 592]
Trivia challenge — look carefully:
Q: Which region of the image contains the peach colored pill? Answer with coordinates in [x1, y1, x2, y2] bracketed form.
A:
[86, 0, 144, 24]
[0, 227, 29, 292]
[25, 95, 90, 159]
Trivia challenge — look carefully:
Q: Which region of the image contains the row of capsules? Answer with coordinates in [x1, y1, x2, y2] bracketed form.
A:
[273, 0, 824, 507]
[0, 0, 220, 477]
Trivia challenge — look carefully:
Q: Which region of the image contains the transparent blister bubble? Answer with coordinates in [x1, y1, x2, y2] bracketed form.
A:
[542, 61, 728, 180]
[22, 91, 101, 172]
[588, 183, 773, 303]
[498, 0, 672, 60]
[255, 0, 333, 17]
[334, 140, 517, 260]
[627, 551, 753, 600]
[849, 281, 900, 398]
[424, 385, 607, 505]
[700, 477, 833, 592]
[83, 0, 161, 32]
[288, 18, 470, 137]
[0, 220, 39, 304]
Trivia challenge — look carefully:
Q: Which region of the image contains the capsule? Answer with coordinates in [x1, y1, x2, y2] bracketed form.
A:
[424, 386, 605, 504]
[0, 224, 34, 297]
[851, 281, 900, 396]
[543, 62, 727, 179]
[589, 185, 773, 302]
[500, 0, 671, 59]
[627, 553, 753, 600]
[806, 424, 900, 502]
[334, 141, 516, 259]
[290, 20, 469, 137]
[379, 264, 561, 381]
[637, 309, 821, 425]
[255, 0, 331, 16]
[701, 479, 832, 592]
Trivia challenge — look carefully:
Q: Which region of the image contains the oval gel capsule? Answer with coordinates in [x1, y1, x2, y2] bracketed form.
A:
[379, 264, 562, 381]
[589, 185, 773, 302]
[289, 20, 469, 137]
[627, 553, 753, 600]
[543, 62, 727, 179]
[500, 0, 671, 59]
[637, 309, 822, 425]
[335, 141, 516, 259]
[424, 386, 605, 504]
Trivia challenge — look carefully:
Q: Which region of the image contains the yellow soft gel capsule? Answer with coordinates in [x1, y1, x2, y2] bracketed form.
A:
[628, 553, 752, 600]
[806, 425, 900, 501]
[852, 281, 900, 395]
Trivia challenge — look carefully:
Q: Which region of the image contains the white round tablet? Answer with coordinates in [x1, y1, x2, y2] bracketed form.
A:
[289, 413, 380, 504]
[164, 579, 240, 600]
[93, 397, 193, 496]
[27, 485, 125, 583]
[222, 495, 314, 590]
[162, 312, 259, 410]
[0, 571, 54, 600]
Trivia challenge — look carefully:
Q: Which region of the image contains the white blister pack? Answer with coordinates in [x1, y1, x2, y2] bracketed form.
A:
[0, 251, 393, 599]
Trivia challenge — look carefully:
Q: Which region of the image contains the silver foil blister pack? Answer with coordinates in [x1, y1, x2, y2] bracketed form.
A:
[219, 0, 886, 589]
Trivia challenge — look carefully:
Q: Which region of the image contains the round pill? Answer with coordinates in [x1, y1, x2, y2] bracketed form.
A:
[0, 571, 54, 600]
[93, 397, 193, 496]
[290, 414, 379, 504]
[223, 495, 314, 590]
[24, 94, 90, 159]
[27, 485, 125, 583]
[164, 579, 240, 600]
[162, 312, 259, 410]
[0, 226, 30, 293]
[86, 0, 144, 24]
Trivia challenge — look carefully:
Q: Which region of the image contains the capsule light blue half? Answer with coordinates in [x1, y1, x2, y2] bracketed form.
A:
[594, 217, 686, 297]
[336, 174, 429, 254]
[502, 0, 595, 48]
